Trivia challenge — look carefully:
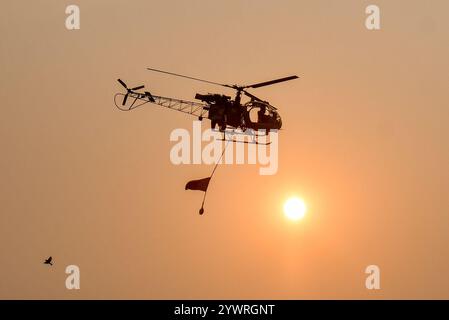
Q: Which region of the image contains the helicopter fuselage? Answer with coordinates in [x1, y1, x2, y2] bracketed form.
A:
[195, 92, 282, 133]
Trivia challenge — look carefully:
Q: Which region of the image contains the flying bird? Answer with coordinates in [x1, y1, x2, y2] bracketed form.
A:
[44, 256, 53, 266]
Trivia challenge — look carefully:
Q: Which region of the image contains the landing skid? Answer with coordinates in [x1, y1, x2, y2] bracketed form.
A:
[211, 128, 269, 136]
[216, 129, 272, 145]
[217, 137, 272, 145]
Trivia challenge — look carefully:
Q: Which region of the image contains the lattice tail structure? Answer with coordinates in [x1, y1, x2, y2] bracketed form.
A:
[114, 92, 209, 119]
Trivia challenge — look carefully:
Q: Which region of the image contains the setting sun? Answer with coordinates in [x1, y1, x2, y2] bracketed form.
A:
[284, 197, 307, 221]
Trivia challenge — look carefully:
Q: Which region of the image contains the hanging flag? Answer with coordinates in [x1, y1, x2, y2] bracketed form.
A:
[185, 177, 211, 192]
[185, 177, 211, 215]
[185, 141, 230, 215]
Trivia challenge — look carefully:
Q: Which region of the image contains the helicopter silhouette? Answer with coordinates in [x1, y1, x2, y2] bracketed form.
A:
[114, 68, 298, 141]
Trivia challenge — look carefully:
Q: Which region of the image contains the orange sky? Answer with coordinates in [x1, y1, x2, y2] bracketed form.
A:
[1, 0, 448, 299]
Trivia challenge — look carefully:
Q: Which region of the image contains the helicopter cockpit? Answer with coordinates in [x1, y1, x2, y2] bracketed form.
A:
[244, 100, 282, 130]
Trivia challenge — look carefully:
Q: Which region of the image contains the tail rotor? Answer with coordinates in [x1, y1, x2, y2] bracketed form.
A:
[117, 79, 145, 106]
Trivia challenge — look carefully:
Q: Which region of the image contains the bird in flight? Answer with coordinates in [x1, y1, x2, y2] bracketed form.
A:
[44, 256, 53, 266]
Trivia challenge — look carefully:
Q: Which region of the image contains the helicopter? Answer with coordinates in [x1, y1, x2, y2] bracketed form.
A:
[114, 68, 298, 139]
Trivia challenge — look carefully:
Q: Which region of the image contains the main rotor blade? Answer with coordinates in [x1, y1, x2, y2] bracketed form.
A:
[117, 79, 128, 89]
[246, 75, 299, 89]
[131, 85, 145, 91]
[147, 67, 232, 88]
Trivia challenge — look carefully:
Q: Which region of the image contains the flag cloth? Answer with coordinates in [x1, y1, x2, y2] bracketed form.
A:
[185, 177, 211, 192]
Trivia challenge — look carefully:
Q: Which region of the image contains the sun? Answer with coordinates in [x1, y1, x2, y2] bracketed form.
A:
[284, 197, 307, 221]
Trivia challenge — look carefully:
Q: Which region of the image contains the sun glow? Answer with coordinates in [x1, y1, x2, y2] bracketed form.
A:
[284, 197, 307, 221]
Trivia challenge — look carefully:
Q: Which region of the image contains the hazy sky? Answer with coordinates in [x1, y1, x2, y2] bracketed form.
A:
[1, 0, 448, 299]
